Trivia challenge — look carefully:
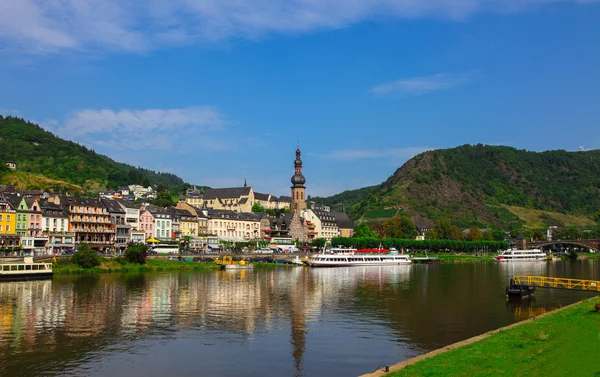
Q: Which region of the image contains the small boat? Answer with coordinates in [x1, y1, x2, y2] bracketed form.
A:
[0, 257, 53, 281]
[290, 256, 305, 266]
[216, 256, 254, 270]
[495, 249, 548, 263]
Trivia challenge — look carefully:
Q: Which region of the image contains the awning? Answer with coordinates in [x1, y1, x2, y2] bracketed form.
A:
[146, 238, 160, 243]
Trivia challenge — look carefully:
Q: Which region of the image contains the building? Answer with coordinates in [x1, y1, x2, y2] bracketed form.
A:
[115, 199, 141, 231]
[63, 197, 115, 249]
[169, 207, 198, 237]
[39, 199, 73, 253]
[289, 148, 307, 242]
[148, 206, 173, 241]
[102, 198, 131, 250]
[301, 209, 338, 243]
[331, 211, 354, 238]
[206, 209, 262, 241]
[139, 210, 155, 241]
[203, 181, 255, 213]
[0, 193, 16, 236]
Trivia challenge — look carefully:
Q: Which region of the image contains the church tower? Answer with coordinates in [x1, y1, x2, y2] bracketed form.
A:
[290, 147, 307, 215]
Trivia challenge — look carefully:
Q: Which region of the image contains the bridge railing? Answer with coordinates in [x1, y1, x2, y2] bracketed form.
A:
[512, 275, 600, 292]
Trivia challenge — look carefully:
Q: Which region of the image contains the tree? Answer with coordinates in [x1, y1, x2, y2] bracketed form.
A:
[71, 243, 100, 269]
[311, 238, 326, 248]
[252, 203, 265, 213]
[465, 226, 483, 241]
[353, 222, 378, 238]
[125, 243, 147, 264]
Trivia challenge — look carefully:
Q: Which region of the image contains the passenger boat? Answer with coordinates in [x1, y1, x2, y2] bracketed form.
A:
[495, 249, 548, 262]
[0, 257, 53, 281]
[306, 247, 411, 267]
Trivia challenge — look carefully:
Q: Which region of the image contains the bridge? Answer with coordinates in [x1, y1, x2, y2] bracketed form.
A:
[517, 237, 600, 252]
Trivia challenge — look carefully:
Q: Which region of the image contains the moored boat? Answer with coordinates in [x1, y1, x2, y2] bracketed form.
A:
[0, 257, 53, 281]
[306, 247, 411, 267]
[495, 249, 547, 262]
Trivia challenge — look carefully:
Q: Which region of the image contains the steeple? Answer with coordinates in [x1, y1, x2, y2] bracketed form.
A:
[290, 147, 307, 215]
[244, 177, 247, 189]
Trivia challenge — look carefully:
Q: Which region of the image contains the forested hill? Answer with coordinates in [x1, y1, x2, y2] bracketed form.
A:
[0, 115, 186, 191]
[346, 144, 600, 229]
[311, 185, 378, 212]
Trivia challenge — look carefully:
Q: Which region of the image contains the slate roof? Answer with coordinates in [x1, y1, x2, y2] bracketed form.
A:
[254, 192, 270, 201]
[312, 210, 336, 224]
[239, 197, 249, 205]
[65, 197, 106, 208]
[330, 211, 354, 229]
[207, 209, 261, 221]
[39, 199, 68, 217]
[203, 187, 251, 200]
[278, 196, 292, 203]
[101, 198, 125, 213]
[114, 198, 138, 209]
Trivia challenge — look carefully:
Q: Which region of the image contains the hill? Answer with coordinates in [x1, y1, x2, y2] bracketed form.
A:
[0, 115, 187, 192]
[311, 185, 378, 212]
[343, 144, 600, 229]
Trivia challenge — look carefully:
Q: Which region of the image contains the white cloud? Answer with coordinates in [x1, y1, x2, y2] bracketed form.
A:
[0, 0, 598, 54]
[370, 71, 480, 97]
[46, 106, 228, 150]
[312, 147, 432, 161]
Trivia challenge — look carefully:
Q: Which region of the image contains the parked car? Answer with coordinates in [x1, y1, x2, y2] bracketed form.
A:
[255, 248, 273, 254]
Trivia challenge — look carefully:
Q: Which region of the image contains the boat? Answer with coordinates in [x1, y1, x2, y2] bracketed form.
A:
[0, 257, 53, 281]
[495, 249, 548, 263]
[290, 256, 305, 266]
[306, 247, 411, 267]
[216, 256, 254, 270]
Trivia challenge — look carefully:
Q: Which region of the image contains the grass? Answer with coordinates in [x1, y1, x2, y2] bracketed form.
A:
[53, 257, 221, 274]
[503, 205, 595, 228]
[387, 298, 600, 377]
[0, 171, 83, 191]
[364, 208, 399, 219]
[409, 252, 495, 263]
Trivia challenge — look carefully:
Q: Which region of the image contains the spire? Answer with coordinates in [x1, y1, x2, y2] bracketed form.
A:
[244, 177, 247, 189]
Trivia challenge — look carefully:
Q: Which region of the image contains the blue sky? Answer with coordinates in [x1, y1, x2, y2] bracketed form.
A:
[1, 1, 599, 197]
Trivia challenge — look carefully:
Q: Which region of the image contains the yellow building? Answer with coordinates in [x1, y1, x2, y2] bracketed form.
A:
[0, 193, 17, 235]
[185, 193, 204, 207]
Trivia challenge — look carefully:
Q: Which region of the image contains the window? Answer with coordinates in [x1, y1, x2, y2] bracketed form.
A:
[6, 225, 9, 232]
[0, 225, 2, 232]
[0, 215, 2, 221]
[6, 215, 10, 222]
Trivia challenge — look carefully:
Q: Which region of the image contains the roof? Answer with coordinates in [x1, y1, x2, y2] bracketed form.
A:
[331, 211, 354, 229]
[254, 192, 270, 201]
[207, 209, 261, 221]
[312, 209, 336, 224]
[101, 198, 125, 213]
[39, 199, 68, 217]
[278, 196, 292, 203]
[114, 198, 138, 209]
[65, 197, 106, 208]
[239, 197, 249, 204]
[203, 187, 251, 200]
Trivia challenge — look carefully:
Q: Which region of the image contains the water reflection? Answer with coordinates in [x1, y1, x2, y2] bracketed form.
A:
[0, 261, 597, 377]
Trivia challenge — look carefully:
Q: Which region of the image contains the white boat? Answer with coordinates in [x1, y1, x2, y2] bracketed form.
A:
[224, 263, 253, 270]
[306, 251, 411, 267]
[290, 256, 305, 266]
[0, 257, 53, 281]
[495, 249, 548, 262]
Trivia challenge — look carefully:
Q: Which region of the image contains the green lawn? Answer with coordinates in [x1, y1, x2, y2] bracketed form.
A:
[53, 257, 220, 274]
[387, 298, 600, 377]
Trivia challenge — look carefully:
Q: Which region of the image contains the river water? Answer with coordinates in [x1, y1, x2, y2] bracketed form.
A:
[0, 261, 598, 377]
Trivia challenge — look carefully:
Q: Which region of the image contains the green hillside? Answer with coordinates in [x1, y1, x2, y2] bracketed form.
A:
[342, 144, 600, 229]
[311, 185, 378, 212]
[0, 115, 186, 191]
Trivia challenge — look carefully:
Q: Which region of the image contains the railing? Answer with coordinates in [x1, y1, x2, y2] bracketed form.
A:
[512, 275, 600, 292]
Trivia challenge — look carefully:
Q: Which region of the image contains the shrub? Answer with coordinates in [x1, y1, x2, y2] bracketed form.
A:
[71, 243, 100, 269]
[125, 243, 147, 264]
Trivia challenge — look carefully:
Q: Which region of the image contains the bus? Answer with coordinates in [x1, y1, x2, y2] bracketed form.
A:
[150, 244, 179, 254]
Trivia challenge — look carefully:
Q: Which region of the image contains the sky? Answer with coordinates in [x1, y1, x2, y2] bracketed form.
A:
[0, 0, 599, 198]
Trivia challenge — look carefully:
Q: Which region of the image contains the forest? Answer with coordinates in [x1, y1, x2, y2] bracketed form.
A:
[0, 116, 187, 191]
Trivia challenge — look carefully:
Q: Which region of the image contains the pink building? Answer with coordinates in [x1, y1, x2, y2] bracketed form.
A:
[140, 210, 155, 240]
[26, 198, 42, 237]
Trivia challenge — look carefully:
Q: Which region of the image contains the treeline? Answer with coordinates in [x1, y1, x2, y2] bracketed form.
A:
[330, 237, 509, 253]
[312, 185, 378, 213]
[0, 116, 186, 190]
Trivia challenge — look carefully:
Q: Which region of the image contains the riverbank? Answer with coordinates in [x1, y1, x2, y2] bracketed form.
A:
[363, 297, 600, 377]
[53, 258, 221, 274]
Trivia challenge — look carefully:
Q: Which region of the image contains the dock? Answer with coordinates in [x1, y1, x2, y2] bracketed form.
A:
[411, 257, 440, 264]
[506, 275, 600, 299]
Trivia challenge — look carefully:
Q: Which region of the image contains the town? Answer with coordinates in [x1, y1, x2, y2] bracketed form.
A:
[0, 148, 354, 256]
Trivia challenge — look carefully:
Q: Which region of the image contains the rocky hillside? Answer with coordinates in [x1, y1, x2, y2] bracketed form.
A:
[348, 144, 600, 229]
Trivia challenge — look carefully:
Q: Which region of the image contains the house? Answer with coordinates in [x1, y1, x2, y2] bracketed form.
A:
[39, 198, 73, 253]
[301, 209, 338, 243]
[206, 209, 262, 241]
[147, 205, 173, 241]
[139, 210, 155, 241]
[115, 198, 141, 231]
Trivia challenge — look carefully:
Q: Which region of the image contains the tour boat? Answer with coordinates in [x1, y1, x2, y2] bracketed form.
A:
[0, 257, 53, 281]
[495, 249, 548, 262]
[306, 248, 411, 267]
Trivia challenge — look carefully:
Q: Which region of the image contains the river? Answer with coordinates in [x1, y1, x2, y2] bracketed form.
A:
[0, 260, 598, 377]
